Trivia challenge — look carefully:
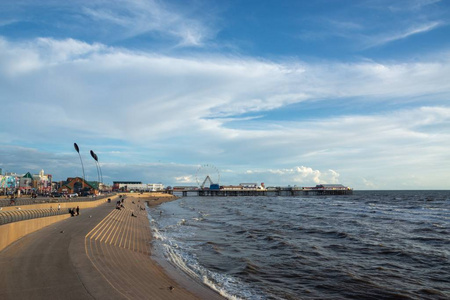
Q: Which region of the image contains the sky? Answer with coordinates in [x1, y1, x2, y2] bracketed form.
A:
[0, 0, 449, 190]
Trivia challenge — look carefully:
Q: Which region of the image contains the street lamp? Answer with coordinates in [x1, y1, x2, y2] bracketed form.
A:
[74, 143, 86, 187]
[90, 150, 100, 185]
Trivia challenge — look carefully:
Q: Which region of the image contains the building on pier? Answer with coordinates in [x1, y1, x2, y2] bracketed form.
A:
[302, 184, 352, 191]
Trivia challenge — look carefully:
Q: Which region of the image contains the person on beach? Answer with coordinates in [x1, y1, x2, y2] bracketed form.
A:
[58, 204, 61, 211]
[76, 206, 80, 216]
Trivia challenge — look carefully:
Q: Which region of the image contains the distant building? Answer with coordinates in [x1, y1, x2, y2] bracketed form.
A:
[239, 183, 258, 189]
[0, 169, 52, 195]
[0, 173, 20, 192]
[18, 172, 33, 193]
[31, 169, 52, 193]
[59, 177, 97, 195]
[315, 184, 349, 190]
[112, 181, 141, 191]
[148, 183, 165, 191]
[302, 184, 351, 191]
[221, 185, 242, 190]
[113, 181, 164, 192]
[173, 186, 198, 191]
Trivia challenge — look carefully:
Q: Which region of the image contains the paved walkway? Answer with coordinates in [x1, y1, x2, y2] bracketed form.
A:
[0, 197, 222, 300]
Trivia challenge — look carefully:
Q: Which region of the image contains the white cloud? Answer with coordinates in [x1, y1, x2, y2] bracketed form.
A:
[388, 0, 443, 12]
[2, 37, 450, 126]
[82, 0, 213, 47]
[174, 175, 195, 183]
[363, 21, 444, 49]
[1, 37, 450, 189]
[0, 19, 17, 27]
[229, 166, 341, 186]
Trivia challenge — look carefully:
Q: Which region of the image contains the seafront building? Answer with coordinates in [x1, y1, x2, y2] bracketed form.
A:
[112, 181, 164, 192]
[56, 177, 99, 195]
[0, 169, 52, 196]
[0, 169, 111, 196]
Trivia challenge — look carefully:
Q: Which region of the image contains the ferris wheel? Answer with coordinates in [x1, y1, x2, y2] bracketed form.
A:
[195, 164, 220, 188]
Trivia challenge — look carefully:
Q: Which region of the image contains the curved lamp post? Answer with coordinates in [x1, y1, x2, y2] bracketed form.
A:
[90, 150, 100, 184]
[97, 154, 103, 184]
[74, 143, 86, 188]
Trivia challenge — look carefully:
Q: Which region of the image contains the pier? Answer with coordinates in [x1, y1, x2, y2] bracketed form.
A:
[177, 186, 353, 197]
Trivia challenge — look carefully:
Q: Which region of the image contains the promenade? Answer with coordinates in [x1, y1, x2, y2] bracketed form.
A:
[0, 194, 223, 300]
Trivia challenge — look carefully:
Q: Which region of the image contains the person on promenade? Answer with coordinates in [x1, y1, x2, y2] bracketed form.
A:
[76, 206, 80, 216]
[58, 204, 61, 211]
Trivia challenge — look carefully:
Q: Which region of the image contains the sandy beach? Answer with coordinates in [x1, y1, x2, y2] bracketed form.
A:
[0, 192, 224, 300]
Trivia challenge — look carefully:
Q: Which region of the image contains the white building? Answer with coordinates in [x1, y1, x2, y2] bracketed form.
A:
[113, 181, 164, 192]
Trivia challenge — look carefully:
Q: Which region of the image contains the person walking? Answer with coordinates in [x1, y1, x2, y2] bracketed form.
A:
[58, 204, 61, 211]
[76, 206, 80, 216]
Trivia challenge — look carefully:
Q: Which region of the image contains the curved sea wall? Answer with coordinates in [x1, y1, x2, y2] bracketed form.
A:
[0, 197, 116, 252]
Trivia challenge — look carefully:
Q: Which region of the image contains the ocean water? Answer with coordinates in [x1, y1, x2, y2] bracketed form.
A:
[147, 191, 450, 300]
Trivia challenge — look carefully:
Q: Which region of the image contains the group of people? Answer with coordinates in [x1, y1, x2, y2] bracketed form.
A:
[69, 206, 80, 217]
[116, 197, 125, 210]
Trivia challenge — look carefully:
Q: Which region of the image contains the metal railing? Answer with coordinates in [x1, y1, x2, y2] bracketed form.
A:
[0, 208, 70, 226]
[0, 193, 115, 208]
[0, 193, 116, 225]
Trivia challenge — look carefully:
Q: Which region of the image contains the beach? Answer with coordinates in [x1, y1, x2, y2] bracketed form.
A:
[0, 192, 224, 300]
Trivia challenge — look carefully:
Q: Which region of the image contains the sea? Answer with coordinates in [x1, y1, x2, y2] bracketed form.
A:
[147, 191, 450, 300]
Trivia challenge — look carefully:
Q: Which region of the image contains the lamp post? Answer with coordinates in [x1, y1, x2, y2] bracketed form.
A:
[90, 150, 100, 187]
[74, 143, 86, 189]
[98, 155, 103, 184]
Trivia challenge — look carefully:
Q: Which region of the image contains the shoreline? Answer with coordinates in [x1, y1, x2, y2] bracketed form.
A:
[127, 192, 226, 300]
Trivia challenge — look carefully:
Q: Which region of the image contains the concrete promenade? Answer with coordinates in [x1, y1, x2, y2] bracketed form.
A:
[0, 194, 223, 300]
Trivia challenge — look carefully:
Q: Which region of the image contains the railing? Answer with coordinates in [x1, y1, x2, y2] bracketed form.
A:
[0, 193, 115, 208]
[0, 208, 70, 226]
[0, 193, 117, 225]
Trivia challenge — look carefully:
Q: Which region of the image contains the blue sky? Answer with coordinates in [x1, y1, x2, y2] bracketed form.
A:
[1, 0, 449, 189]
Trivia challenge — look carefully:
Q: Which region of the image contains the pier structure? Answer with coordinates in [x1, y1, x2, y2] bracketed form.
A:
[176, 184, 353, 197]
